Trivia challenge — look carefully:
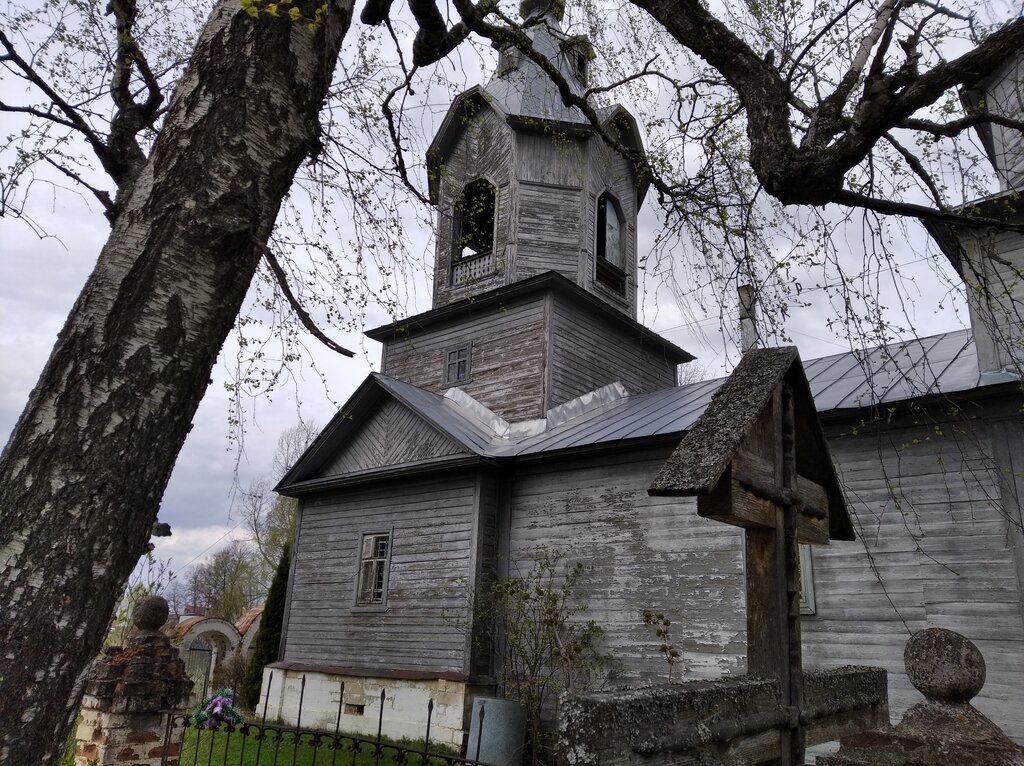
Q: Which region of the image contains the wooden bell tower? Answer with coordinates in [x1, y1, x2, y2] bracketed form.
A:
[424, 1, 649, 319]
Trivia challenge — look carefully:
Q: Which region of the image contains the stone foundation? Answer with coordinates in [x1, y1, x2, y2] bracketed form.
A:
[261, 665, 487, 747]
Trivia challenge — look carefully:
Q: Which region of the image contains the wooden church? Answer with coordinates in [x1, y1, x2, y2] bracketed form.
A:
[261, 4, 1024, 748]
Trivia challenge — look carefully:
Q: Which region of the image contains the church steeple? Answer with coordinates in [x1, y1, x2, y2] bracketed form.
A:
[368, 7, 689, 423]
[425, 8, 648, 319]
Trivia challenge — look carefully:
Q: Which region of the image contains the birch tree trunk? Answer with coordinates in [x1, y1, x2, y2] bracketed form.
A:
[0, 1, 353, 761]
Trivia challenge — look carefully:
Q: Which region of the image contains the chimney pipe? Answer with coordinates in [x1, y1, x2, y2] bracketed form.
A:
[739, 284, 758, 353]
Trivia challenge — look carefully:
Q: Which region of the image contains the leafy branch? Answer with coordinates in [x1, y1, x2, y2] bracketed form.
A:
[641, 609, 681, 681]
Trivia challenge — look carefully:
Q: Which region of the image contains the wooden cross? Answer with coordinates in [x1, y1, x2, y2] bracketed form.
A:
[649, 346, 855, 765]
[694, 382, 833, 765]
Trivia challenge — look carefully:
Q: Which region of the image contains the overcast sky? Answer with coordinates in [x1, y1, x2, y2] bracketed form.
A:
[0, 7, 975, 578]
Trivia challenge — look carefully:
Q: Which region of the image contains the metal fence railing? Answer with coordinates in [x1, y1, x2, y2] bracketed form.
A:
[164, 671, 490, 766]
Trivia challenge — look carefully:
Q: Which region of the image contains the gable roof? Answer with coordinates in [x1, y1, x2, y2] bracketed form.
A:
[275, 375, 492, 492]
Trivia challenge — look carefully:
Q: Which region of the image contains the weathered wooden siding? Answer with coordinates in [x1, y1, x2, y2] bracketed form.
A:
[514, 182, 583, 283]
[470, 473, 500, 677]
[983, 55, 1024, 191]
[429, 110, 642, 321]
[960, 229, 1024, 374]
[320, 398, 466, 476]
[382, 294, 548, 421]
[547, 294, 677, 406]
[506, 447, 747, 685]
[513, 132, 587, 187]
[804, 413, 1024, 741]
[283, 473, 480, 674]
[434, 108, 514, 308]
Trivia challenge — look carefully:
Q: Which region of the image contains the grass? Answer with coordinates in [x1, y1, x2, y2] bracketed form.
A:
[180, 726, 459, 766]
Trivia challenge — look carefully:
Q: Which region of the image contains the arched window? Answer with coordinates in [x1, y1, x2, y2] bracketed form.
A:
[453, 179, 496, 260]
[596, 192, 626, 293]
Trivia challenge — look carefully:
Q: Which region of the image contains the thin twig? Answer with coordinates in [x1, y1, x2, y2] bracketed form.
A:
[41, 156, 115, 216]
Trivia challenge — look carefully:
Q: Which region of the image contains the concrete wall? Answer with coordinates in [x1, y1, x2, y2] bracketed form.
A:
[260, 667, 472, 747]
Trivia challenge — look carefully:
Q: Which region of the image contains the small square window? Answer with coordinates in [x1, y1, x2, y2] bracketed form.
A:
[356, 532, 391, 606]
[444, 344, 472, 385]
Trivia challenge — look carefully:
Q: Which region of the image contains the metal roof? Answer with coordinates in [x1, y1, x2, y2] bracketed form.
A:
[372, 374, 499, 455]
[482, 19, 587, 125]
[374, 328, 992, 460]
[801, 328, 981, 411]
[281, 328, 1000, 491]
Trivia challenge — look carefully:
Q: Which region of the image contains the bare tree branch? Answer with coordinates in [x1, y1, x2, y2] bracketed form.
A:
[900, 112, 1024, 138]
[105, 0, 164, 190]
[881, 131, 944, 208]
[833, 188, 1024, 231]
[0, 30, 112, 172]
[41, 156, 115, 216]
[258, 243, 356, 358]
[381, 68, 431, 205]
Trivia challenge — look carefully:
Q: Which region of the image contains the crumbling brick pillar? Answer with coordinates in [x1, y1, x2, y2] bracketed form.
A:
[74, 596, 193, 766]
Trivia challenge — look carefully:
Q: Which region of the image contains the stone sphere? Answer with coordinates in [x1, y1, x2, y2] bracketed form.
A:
[133, 595, 170, 631]
[904, 627, 986, 703]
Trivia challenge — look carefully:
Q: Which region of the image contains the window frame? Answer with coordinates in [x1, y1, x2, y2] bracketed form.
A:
[452, 178, 498, 263]
[595, 192, 627, 295]
[442, 343, 473, 387]
[353, 529, 393, 610]
[569, 48, 588, 85]
[496, 46, 520, 78]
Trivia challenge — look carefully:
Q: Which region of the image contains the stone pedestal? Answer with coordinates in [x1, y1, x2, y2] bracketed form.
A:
[821, 628, 1024, 766]
[74, 596, 193, 766]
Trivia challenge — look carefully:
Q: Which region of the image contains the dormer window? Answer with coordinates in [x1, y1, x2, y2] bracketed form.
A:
[453, 179, 496, 261]
[596, 192, 626, 294]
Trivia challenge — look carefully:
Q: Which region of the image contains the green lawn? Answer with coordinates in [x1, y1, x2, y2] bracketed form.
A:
[180, 726, 456, 766]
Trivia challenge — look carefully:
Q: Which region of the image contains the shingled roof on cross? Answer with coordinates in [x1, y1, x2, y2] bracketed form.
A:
[649, 346, 855, 543]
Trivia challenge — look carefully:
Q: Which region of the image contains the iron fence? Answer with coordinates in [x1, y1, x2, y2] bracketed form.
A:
[164, 671, 491, 766]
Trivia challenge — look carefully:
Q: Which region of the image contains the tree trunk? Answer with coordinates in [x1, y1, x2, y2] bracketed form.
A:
[0, 2, 352, 761]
